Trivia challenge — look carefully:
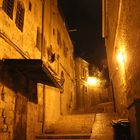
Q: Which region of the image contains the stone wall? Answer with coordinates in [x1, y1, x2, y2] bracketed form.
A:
[0, 64, 38, 140]
[75, 58, 89, 112]
[104, 0, 140, 139]
[0, 0, 42, 59]
[0, 0, 76, 139]
[43, 0, 76, 116]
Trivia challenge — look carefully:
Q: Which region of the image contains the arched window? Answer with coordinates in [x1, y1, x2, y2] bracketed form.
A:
[2, 0, 14, 19]
[15, 1, 25, 32]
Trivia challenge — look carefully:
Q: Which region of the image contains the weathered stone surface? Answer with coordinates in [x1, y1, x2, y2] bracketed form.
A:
[91, 113, 116, 140]
[104, 0, 140, 139]
[0, 0, 75, 140]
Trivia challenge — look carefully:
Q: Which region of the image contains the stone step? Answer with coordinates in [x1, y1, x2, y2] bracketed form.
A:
[36, 133, 91, 139]
[45, 114, 95, 134]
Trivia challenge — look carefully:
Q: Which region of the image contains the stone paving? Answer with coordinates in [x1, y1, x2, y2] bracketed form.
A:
[90, 113, 117, 140]
[36, 113, 117, 139]
[36, 114, 95, 139]
[46, 114, 96, 134]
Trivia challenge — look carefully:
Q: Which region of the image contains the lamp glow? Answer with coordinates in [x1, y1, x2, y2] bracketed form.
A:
[117, 52, 125, 63]
[87, 77, 100, 86]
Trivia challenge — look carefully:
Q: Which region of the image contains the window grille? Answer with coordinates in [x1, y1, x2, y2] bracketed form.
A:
[15, 2, 25, 32]
[2, 0, 14, 19]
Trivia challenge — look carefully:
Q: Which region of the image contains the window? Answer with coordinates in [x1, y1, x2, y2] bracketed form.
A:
[82, 85, 87, 94]
[81, 66, 88, 80]
[29, 1, 32, 11]
[47, 45, 55, 63]
[63, 40, 68, 57]
[57, 29, 61, 47]
[2, 0, 14, 19]
[15, 1, 25, 32]
[53, 28, 55, 35]
[81, 66, 85, 79]
[36, 27, 41, 51]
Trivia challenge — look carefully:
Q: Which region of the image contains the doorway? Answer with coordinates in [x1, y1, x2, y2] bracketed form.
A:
[13, 93, 27, 140]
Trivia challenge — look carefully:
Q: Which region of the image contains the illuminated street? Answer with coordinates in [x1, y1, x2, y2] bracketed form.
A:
[0, 0, 140, 140]
[36, 113, 117, 140]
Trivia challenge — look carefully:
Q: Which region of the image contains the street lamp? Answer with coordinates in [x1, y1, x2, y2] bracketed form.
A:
[116, 50, 127, 86]
[117, 51, 126, 64]
[87, 77, 100, 86]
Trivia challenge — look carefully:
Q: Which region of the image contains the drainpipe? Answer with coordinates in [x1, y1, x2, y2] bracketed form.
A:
[42, 85, 46, 133]
[41, 0, 45, 59]
[41, 0, 45, 134]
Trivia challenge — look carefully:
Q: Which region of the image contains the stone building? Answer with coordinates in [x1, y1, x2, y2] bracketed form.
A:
[0, 0, 75, 139]
[75, 57, 112, 113]
[102, 0, 140, 139]
[75, 57, 89, 113]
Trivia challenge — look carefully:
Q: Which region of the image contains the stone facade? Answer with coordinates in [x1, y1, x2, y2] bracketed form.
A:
[0, 0, 75, 139]
[103, 0, 140, 139]
[75, 58, 112, 113]
[75, 57, 89, 112]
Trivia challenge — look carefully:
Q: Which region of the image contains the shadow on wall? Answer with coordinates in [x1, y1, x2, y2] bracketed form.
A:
[0, 62, 37, 103]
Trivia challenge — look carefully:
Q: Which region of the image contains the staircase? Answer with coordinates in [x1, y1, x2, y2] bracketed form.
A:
[36, 114, 96, 139]
[36, 102, 118, 140]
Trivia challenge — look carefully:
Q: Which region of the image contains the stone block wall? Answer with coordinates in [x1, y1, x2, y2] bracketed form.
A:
[0, 0, 76, 139]
[104, 0, 140, 139]
[0, 0, 42, 59]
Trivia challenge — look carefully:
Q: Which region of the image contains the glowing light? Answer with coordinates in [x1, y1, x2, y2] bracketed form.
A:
[87, 77, 100, 86]
[117, 51, 125, 63]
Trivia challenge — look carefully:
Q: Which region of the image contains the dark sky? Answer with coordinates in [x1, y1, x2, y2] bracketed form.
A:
[58, 0, 106, 68]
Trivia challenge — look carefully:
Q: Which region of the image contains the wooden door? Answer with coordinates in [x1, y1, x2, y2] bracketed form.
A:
[13, 93, 27, 140]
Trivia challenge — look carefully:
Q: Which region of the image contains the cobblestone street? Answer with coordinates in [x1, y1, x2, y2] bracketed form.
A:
[91, 113, 117, 140]
[36, 113, 117, 139]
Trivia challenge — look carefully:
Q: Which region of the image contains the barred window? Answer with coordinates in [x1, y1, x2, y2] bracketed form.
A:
[2, 0, 14, 19]
[15, 2, 25, 32]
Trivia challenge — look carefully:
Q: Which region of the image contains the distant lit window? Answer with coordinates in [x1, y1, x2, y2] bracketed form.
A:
[15, 1, 25, 32]
[82, 85, 87, 94]
[36, 27, 41, 51]
[57, 29, 61, 47]
[81, 66, 87, 80]
[2, 0, 14, 19]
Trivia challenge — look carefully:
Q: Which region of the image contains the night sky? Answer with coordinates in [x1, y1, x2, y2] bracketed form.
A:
[58, 0, 106, 68]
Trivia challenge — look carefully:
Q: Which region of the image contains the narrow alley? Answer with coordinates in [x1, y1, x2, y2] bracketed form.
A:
[0, 0, 140, 140]
[36, 113, 117, 140]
